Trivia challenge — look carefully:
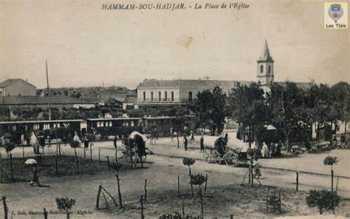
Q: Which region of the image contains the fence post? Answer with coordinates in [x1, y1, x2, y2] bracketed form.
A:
[140, 195, 145, 219]
[144, 179, 148, 202]
[177, 176, 180, 195]
[2, 196, 8, 219]
[331, 169, 334, 192]
[296, 171, 299, 192]
[181, 198, 185, 217]
[96, 185, 102, 209]
[230, 214, 234, 219]
[200, 187, 204, 219]
[90, 143, 93, 161]
[116, 174, 123, 208]
[250, 158, 254, 186]
[98, 148, 101, 163]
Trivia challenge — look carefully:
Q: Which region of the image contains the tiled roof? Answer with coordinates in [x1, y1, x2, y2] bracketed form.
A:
[0, 96, 99, 105]
[137, 79, 181, 88]
[137, 79, 252, 89]
[0, 79, 36, 88]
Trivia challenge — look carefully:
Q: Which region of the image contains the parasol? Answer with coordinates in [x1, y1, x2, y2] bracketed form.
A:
[129, 131, 147, 142]
[265, 124, 277, 130]
[25, 158, 37, 165]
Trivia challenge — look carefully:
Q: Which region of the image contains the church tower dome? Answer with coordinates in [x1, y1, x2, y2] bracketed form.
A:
[257, 40, 274, 86]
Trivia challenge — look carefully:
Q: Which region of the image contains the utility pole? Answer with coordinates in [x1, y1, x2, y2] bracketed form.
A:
[45, 60, 52, 120]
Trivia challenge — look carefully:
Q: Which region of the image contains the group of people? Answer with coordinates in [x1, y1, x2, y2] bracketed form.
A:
[260, 141, 282, 158]
[181, 130, 207, 152]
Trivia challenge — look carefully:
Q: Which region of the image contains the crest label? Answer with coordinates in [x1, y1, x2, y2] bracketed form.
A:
[324, 2, 348, 29]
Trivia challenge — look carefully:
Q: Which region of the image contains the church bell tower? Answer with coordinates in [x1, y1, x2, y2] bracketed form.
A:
[257, 40, 274, 86]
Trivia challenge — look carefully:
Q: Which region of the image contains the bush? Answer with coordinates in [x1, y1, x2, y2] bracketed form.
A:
[56, 197, 76, 211]
[182, 158, 195, 167]
[323, 156, 338, 166]
[190, 173, 207, 186]
[306, 190, 340, 214]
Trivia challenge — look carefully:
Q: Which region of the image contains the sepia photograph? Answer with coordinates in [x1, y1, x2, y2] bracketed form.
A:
[0, 0, 349, 218]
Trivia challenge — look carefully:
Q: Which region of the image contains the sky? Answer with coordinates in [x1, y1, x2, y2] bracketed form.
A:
[0, 0, 349, 89]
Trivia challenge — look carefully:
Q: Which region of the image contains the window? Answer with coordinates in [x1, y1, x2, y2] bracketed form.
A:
[188, 91, 193, 101]
[171, 91, 174, 101]
[151, 92, 154, 101]
[164, 91, 168, 101]
[267, 65, 271, 74]
[158, 91, 161, 101]
[143, 91, 146, 101]
[260, 65, 264, 73]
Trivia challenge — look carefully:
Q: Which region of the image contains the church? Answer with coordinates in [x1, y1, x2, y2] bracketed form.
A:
[136, 41, 309, 105]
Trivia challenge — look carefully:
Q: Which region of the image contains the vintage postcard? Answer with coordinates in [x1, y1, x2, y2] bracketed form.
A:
[0, 0, 349, 218]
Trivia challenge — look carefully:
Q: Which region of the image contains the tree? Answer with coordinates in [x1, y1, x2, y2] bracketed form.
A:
[331, 82, 350, 143]
[211, 87, 226, 134]
[195, 86, 226, 135]
[323, 156, 338, 192]
[195, 90, 213, 132]
[228, 83, 267, 148]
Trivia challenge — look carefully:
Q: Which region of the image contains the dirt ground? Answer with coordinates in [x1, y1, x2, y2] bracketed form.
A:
[2, 133, 350, 218]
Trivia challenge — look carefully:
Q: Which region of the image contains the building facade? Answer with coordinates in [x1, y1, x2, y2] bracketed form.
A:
[137, 79, 251, 105]
[0, 79, 37, 96]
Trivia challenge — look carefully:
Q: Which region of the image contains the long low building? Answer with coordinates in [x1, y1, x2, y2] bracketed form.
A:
[137, 79, 251, 105]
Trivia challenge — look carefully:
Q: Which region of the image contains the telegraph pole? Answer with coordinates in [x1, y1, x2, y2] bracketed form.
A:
[45, 60, 52, 120]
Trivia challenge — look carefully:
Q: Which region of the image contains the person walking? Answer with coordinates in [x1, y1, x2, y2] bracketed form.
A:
[184, 135, 188, 151]
[200, 134, 205, 152]
[30, 164, 41, 186]
[170, 128, 174, 142]
[224, 133, 228, 146]
[113, 135, 117, 148]
[253, 158, 262, 185]
[113, 135, 118, 161]
[190, 130, 195, 142]
[84, 136, 90, 148]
